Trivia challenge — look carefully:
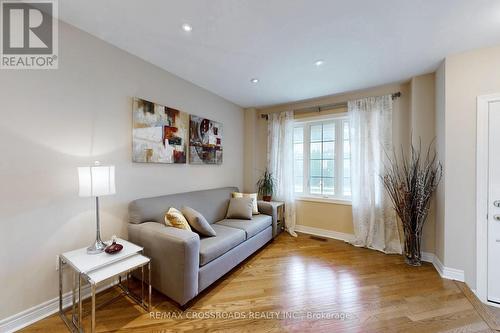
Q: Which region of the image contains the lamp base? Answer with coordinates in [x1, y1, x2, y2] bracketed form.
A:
[87, 239, 108, 254]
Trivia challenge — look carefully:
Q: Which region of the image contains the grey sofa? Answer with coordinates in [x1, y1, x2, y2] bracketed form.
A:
[128, 187, 278, 306]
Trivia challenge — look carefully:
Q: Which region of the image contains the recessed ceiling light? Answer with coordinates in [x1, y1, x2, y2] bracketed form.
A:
[314, 59, 325, 66]
[250, 78, 259, 83]
[181, 23, 193, 32]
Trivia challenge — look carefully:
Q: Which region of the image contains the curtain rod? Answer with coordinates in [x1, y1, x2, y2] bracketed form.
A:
[260, 92, 401, 120]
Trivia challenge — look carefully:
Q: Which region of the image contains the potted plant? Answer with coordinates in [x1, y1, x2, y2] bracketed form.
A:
[382, 141, 442, 266]
[256, 169, 275, 202]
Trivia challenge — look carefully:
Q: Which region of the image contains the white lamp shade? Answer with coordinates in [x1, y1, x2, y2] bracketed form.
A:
[78, 165, 116, 197]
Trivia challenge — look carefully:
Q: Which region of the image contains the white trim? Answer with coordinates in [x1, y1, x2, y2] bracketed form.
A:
[294, 112, 348, 123]
[429, 253, 465, 282]
[487, 300, 500, 309]
[476, 93, 500, 304]
[471, 289, 500, 309]
[421, 252, 465, 282]
[295, 196, 352, 205]
[295, 225, 355, 242]
[0, 281, 115, 333]
[295, 225, 465, 282]
[421, 252, 435, 263]
[293, 116, 351, 199]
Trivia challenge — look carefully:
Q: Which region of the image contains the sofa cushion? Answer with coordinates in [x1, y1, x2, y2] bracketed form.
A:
[231, 192, 259, 214]
[216, 215, 272, 239]
[199, 224, 245, 266]
[181, 206, 216, 237]
[226, 197, 253, 220]
[164, 207, 192, 231]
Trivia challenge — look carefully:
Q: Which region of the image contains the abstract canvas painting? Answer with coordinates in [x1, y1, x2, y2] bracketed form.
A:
[189, 115, 223, 164]
[132, 98, 188, 163]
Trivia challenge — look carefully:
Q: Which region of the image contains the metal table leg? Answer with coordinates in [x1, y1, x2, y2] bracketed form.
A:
[59, 257, 81, 333]
[78, 273, 82, 329]
[141, 265, 144, 306]
[148, 261, 152, 311]
[71, 272, 77, 326]
[59, 256, 63, 315]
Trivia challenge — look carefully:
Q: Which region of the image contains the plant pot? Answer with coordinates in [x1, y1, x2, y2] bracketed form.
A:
[403, 230, 422, 266]
[263, 195, 272, 202]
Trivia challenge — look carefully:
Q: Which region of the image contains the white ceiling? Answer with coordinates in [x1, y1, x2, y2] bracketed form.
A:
[59, 0, 500, 108]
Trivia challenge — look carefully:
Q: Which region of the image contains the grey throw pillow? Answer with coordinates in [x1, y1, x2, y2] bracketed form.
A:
[226, 197, 253, 220]
[181, 206, 216, 237]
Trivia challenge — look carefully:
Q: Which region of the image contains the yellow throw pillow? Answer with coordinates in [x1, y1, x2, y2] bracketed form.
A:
[232, 192, 259, 215]
[164, 207, 192, 231]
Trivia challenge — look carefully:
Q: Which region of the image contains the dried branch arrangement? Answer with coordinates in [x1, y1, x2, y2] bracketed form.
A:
[382, 140, 442, 266]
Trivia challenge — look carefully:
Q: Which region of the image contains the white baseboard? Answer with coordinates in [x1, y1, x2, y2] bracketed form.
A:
[0, 281, 115, 333]
[421, 251, 435, 263]
[296, 225, 465, 282]
[295, 225, 355, 242]
[421, 252, 465, 282]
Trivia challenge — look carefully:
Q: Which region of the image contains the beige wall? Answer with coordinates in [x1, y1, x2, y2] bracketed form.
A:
[243, 108, 257, 192]
[435, 61, 446, 263]
[410, 73, 436, 253]
[296, 200, 353, 234]
[438, 45, 500, 288]
[0, 22, 244, 320]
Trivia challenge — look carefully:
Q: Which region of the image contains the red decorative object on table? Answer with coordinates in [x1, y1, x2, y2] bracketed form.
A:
[105, 240, 123, 254]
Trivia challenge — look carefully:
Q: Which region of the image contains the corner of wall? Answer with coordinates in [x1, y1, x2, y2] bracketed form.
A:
[434, 59, 446, 264]
[243, 108, 257, 192]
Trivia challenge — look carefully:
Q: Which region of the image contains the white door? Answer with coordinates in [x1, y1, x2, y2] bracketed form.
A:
[488, 100, 500, 304]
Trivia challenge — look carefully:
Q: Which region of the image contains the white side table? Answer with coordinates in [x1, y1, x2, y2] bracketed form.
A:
[58, 238, 151, 333]
[259, 201, 285, 238]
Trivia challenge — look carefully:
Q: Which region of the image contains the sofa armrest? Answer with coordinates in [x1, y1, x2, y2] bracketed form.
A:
[258, 201, 278, 237]
[128, 222, 200, 306]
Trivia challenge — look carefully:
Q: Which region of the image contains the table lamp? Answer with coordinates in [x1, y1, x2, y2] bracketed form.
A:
[78, 162, 116, 254]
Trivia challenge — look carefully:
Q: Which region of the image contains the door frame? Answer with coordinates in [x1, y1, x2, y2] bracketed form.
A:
[476, 93, 500, 307]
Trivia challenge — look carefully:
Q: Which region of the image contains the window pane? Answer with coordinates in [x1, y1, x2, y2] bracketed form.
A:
[343, 178, 351, 196]
[344, 158, 350, 176]
[310, 142, 322, 159]
[343, 140, 350, 159]
[294, 126, 303, 143]
[323, 123, 335, 141]
[294, 159, 303, 177]
[323, 159, 334, 177]
[310, 160, 322, 177]
[323, 141, 335, 159]
[311, 124, 322, 142]
[310, 177, 321, 194]
[294, 143, 303, 159]
[295, 176, 303, 193]
[323, 177, 334, 195]
[343, 121, 349, 140]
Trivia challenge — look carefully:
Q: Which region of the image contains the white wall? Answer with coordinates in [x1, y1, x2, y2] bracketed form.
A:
[0, 21, 244, 320]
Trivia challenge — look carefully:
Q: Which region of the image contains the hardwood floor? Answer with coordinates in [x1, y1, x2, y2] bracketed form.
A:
[22, 234, 494, 333]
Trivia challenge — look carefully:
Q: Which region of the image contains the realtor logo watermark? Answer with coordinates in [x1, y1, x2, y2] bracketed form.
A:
[1, 0, 58, 69]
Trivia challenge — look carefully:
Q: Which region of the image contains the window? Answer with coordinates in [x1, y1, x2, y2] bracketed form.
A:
[293, 115, 351, 200]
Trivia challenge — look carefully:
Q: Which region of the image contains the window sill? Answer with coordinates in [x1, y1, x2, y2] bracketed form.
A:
[295, 196, 352, 206]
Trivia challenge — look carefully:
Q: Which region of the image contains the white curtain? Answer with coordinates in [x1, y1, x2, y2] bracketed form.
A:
[348, 95, 402, 254]
[267, 111, 297, 237]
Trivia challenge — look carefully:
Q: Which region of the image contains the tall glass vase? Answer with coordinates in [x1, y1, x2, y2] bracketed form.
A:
[403, 230, 422, 266]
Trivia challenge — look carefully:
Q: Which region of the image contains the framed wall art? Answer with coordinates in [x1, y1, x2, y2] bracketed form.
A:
[189, 115, 223, 164]
[132, 98, 188, 163]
